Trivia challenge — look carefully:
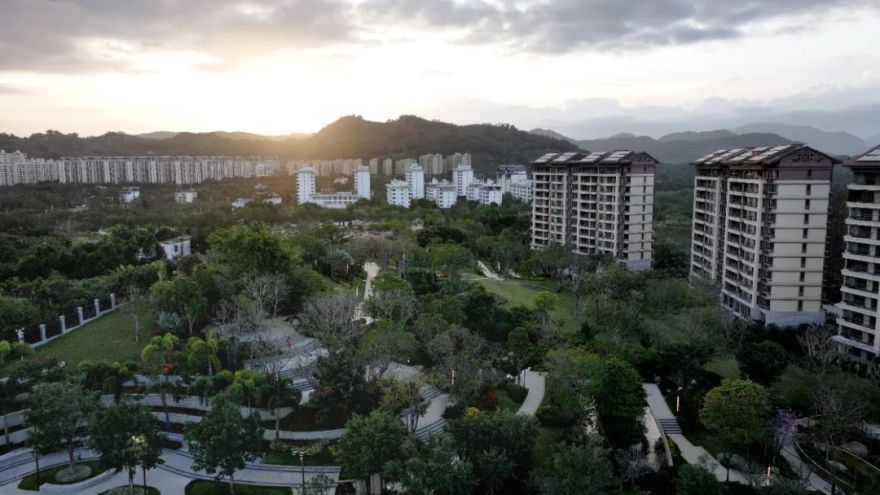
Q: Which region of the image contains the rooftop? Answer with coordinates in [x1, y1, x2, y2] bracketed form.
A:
[848, 145, 880, 166]
[531, 150, 659, 166]
[692, 144, 840, 166]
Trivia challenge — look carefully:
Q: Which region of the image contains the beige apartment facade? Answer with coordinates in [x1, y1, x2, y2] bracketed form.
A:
[689, 144, 838, 328]
[530, 150, 657, 271]
[834, 145, 880, 359]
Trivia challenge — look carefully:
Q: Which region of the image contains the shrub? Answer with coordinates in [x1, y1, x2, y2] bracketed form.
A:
[505, 381, 528, 403]
[535, 405, 575, 428]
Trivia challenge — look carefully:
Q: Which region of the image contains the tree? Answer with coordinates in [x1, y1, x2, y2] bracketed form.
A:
[122, 282, 146, 342]
[88, 401, 165, 493]
[543, 348, 597, 424]
[185, 334, 221, 377]
[25, 381, 95, 474]
[337, 411, 408, 493]
[150, 275, 207, 335]
[265, 376, 301, 441]
[676, 464, 722, 495]
[358, 322, 416, 381]
[298, 292, 363, 350]
[591, 357, 646, 447]
[368, 288, 418, 323]
[532, 291, 556, 333]
[700, 379, 770, 480]
[207, 224, 298, 275]
[242, 273, 288, 320]
[507, 326, 535, 379]
[736, 341, 790, 385]
[385, 434, 474, 495]
[380, 377, 428, 433]
[530, 438, 615, 495]
[447, 412, 538, 493]
[185, 396, 264, 495]
[535, 242, 570, 291]
[141, 333, 180, 429]
[429, 242, 472, 278]
[325, 249, 353, 281]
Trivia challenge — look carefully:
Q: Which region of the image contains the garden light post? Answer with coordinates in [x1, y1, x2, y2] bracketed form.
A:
[297, 450, 305, 495]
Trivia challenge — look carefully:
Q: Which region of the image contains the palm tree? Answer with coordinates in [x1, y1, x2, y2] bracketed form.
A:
[141, 333, 179, 430]
[265, 377, 301, 440]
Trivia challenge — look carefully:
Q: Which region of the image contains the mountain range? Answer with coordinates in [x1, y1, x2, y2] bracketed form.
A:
[530, 122, 878, 164]
[0, 116, 576, 176]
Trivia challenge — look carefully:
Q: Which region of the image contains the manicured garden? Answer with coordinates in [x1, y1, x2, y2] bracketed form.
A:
[17, 460, 106, 490]
[185, 480, 291, 495]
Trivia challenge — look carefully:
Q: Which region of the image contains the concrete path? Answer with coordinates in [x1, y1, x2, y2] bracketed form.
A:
[477, 261, 502, 280]
[363, 261, 379, 300]
[643, 384, 748, 484]
[516, 370, 545, 416]
[779, 439, 833, 494]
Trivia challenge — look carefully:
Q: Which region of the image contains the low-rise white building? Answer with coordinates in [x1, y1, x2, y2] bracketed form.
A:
[159, 236, 192, 260]
[263, 194, 283, 206]
[480, 180, 503, 206]
[386, 180, 411, 208]
[174, 191, 198, 204]
[311, 192, 360, 209]
[232, 198, 252, 209]
[120, 187, 140, 204]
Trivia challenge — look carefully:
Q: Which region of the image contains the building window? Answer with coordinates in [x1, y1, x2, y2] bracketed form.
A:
[804, 214, 809, 224]
[801, 257, 806, 268]
[799, 272, 805, 282]
[805, 199, 811, 210]
[803, 228, 808, 239]
[806, 184, 812, 195]
[798, 301, 804, 311]
[798, 286, 804, 297]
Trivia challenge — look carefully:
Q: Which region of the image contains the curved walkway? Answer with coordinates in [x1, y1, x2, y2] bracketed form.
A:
[516, 370, 545, 416]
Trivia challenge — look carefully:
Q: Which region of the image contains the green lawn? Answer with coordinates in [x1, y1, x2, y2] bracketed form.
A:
[185, 480, 291, 495]
[99, 486, 161, 495]
[474, 278, 580, 333]
[704, 356, 741, 380]
[20, 306, 153, 372]
[493, 388, 524, 413]
[17, 461, 105, 490]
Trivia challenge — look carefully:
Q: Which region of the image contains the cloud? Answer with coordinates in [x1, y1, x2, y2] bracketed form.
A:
[359, 0, 872, 53]
[0, 0, 354, 72]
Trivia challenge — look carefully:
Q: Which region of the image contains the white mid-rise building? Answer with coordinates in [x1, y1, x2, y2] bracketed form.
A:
[466, 182, 482, 202]
[311, 192, 360, 209]
[497, 165, 529, 192]
[386, 180, 411, 208]
[297, 166, 316, 205]
[453, 164, 474, 197]
[531, 150, 658, 272]
[232, 198, 252, 209]
[509, 181, 533, 202]
[406, 164, 425, 200]
[480, 180, 503, 206]
[426, 178, 458, 209]
[159, 236, 192, 260]
[263, 194, 283, 206]
[355, 165, 371, 200]
[689, 144, 836, 327]
[174, 191, 198, 204]
[834, 145, 880, 360]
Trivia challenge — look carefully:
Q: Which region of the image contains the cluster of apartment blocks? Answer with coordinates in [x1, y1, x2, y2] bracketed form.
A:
[0, 150, 281, 186]
[385, 163, 530, 209]
[685, 143, 880, 361]
[286, 153, 473, 178]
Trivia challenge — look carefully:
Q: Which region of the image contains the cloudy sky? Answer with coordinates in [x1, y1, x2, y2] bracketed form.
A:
[1, 0, 879, 138]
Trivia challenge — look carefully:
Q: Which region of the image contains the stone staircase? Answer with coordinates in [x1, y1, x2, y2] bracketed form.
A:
[658, 418, 682, 435]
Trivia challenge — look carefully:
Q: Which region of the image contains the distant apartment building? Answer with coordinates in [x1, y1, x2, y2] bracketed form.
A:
[419, 154, 444, 175]
[406, 164, 425, 200]
[445, 153, 472, 172]
[509, 181, 533, 203]
[355, 165, 371, 200]
[369, 158, 380, 175]
[0, 150, 59, 185]
[426, 178, 457, 209]
[497, 164, 528, 190]
[386, 180, 411, 208]
[531, 151, 657, 272]
[382, 158, 394, 176]
[263, 194, 283, 206]
[311, 192, 360, 209]
[174, 190, 198, 204]
[453, 164, 474, 197]
[56, 156, 280, 185]
[159, 236, 192, 261]
[834, 146, 880, 359]
[466, 182, 482, 202]
[232, 198, 252, 209]
[689, 145, 837, 327]
[395, 158, 416, 176]
[297, 166, 316, 205]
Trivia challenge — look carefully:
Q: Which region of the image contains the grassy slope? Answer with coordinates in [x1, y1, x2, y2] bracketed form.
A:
[25, 306, 153, 369]
[473, 278, 580, 333]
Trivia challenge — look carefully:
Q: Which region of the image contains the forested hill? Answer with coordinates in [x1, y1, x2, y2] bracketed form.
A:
[0, 115, 578, 175]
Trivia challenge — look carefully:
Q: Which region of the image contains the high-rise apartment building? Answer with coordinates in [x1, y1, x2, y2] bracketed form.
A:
[406, 164, 425, 200]
[382, 158, 394, 176]
[453, 164, 474, 197]
[0, 150, 59, 185]
[531, 150, 657, 272]
[355, 165, 371, 200]
[834, 146, 880, 359]
[419, 154, 444, 175]
[395, 158, 415, 175]
[509, 181, 533, 203]
[689, 145, 837, 327]
[297, 165, 316, 205]
[369, 158, 380, 175]
[386, 180, 411, 208]
[445, 153, 472, 173]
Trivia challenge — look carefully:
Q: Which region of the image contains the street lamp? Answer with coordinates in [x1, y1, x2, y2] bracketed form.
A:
[295, 450, 305, 495]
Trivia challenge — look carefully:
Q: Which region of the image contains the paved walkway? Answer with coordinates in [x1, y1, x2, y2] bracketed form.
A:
[643, 384, 748, 484]
[477, 261, 502, 280]
[516, 370, 545, 416]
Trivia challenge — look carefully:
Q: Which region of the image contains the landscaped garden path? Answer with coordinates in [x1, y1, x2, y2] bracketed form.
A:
[515, 369, 545, 416]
